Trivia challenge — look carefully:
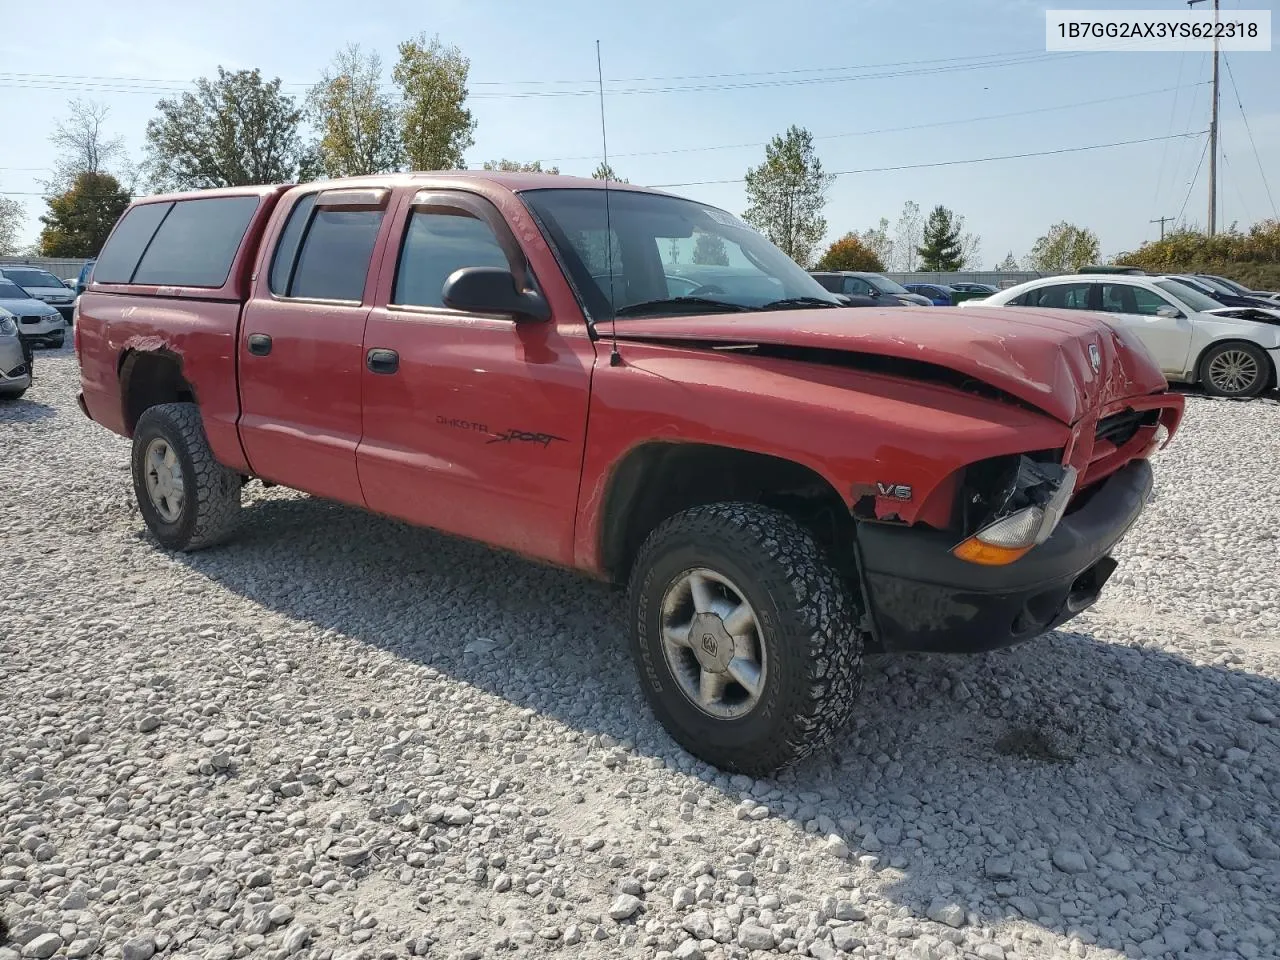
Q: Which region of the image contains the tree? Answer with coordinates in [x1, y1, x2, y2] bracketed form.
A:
[307, 44, 401, 178]
[37, 172, 131, 257]
[693, 232, 729, 266]
[145, 68, 305, 190]
[996, 251, 1021, 271]
[917, 205, 964, 271]
[591, 162, 627, 183]
[1026, 222, 1101, 272]
[0, 197, 25, 256]
[892, 201, 923, 271]
[742, 126, 833, 267]
[483, 159, 559, 174]
[815, 232, 885, 272]
[959, 230, 983, 270]
[394, 34, 476, 171]
[859, 217, 894, 269]
[47, 99, 130, 192]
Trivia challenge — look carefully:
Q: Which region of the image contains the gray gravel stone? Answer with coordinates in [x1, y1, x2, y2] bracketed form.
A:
[737, 924, 775, 950]
[22, 936, 62, 960]
[608, 894, 642, 921]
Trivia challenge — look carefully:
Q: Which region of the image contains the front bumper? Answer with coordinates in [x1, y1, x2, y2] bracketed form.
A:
[856, 459, 1153, 653]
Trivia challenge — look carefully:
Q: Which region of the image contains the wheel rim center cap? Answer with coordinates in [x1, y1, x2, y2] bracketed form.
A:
[688, 613, 734, 673]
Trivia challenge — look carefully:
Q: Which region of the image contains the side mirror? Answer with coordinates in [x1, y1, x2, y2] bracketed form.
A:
[1155, 305, 1181, 319]
[442, 267, 550, 322]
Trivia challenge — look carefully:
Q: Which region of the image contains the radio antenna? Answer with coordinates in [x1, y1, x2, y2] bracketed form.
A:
[596, 40, 621, 367]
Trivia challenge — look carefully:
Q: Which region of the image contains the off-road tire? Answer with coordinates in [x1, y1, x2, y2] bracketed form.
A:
[131, 402, 242, 551]
[1199, 341, 1270, 399]
[627, 502, 864, 775]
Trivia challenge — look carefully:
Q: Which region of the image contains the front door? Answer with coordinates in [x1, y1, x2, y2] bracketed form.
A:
[237, 186, 392, 506]
[355, 188, 596, 565]
[1095, 282, 1194, 377]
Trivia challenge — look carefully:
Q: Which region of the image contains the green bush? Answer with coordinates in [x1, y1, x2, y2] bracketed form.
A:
[1114, 220, 1280, 290]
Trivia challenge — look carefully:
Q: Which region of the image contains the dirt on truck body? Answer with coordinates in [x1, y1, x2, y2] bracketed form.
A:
[76, 172, 1184, 774]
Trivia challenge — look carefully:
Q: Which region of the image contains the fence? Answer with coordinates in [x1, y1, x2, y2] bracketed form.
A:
[0, 257, 90, 281]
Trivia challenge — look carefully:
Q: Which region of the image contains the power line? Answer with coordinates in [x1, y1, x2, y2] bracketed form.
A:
[0, 132, 1205, 200]
[646, 132, 1206, 188]
[543, 82, 1207, 163]
[0, 49, 1054, 90]
[0, 50, 1113, 101]
[1222, 53, 1278, 219]
[1177, 135, 1210, 225]
[1151, 51, 1187, 215]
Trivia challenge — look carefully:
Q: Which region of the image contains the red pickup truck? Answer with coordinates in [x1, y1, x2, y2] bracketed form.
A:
[76, 173, 1184, 774]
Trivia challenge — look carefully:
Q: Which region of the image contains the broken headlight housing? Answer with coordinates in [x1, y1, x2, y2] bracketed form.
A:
[952, 455, 1077, 566]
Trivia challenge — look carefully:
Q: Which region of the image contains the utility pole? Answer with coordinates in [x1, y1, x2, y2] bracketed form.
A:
[1150, 215, 1175, 240]
[1188, 0, 1220, 235]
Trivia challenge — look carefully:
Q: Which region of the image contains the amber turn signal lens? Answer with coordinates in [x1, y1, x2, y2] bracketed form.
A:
[951, 539, 1034, 566]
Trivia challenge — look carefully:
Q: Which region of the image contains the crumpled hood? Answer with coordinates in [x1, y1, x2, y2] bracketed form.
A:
[608, 306, 1168, 425]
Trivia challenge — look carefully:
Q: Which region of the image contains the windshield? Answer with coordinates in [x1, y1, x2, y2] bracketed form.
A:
[1155, 279, 1225, 313]
[2, 268, 62, 289]
[0, 279, 31, 299]
[1203, 274, 1251, 296]
[519, 188, 841, 319]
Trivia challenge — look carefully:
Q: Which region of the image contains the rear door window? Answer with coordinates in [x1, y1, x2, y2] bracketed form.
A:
[1025, 283, 1092, 309]
[288, 209, 385, 302]
[131, 196, 261, 287]
[91, 202, 173, 283]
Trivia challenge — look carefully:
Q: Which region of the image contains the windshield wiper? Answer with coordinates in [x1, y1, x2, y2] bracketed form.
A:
[613, 297, 758, 317]
[759, 296, 842, 310]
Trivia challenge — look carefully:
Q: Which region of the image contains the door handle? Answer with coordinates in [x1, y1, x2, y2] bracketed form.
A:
[366, 348, 399, 374]
[247, 334, 272, 356]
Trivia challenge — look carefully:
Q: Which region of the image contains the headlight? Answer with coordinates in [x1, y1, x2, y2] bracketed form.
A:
[952, 463, 1078, 566]
[0, 316, 16, 336]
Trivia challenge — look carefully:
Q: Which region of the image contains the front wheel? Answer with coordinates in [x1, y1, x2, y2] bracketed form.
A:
[1200, 341, 1270, 398]
[131, 402, 242, 551]
[627, 502, 864, 775]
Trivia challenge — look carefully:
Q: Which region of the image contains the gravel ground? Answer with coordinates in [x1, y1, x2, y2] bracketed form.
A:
[2, 348, 1278, 960]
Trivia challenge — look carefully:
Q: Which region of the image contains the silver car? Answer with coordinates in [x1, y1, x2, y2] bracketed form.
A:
[0, 277, 66, 348]
[0, 265, 77, 323]
[0, 310, 33, 399]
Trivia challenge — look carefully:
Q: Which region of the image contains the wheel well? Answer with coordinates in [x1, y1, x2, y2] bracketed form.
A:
[119, 350, 196, 435]
[600, 442, 855, 583]
[1195, 338, 1277, 388]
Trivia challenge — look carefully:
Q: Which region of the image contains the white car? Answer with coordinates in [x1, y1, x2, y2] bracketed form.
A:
[959, 274, 1280, 398]
[0, 266, 77, 324]
[0, 309, 33, 400]
[0, 276, 66, 348]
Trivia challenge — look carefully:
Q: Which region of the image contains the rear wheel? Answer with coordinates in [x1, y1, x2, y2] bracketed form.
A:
[1200, 341, 1270, 398]
[131, 402, 242, 551]
[627, 502, 863, 775]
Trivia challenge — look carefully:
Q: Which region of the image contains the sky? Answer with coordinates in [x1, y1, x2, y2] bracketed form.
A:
[2, 0, 1278, 268]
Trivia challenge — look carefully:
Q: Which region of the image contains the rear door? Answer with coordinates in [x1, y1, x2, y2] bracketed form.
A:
[237, 186, 392, 507]
[355, 188, 596, 564]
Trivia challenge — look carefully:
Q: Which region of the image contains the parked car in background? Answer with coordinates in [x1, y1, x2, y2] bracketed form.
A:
[0, 309, 33, 399]
[75, 258, 97, 297]
[0, 277, 66, 348]
[902, 283, 955, 305]
[809, 271, 931, 306]
[1168, 274, 1279, 310]
[1194, 273, 1278, 300]
[950, 282, 999, 295]
[1078, 266, 1146, 275]
[962, 274, 1280, 398]
[0, 266, 76, 323]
